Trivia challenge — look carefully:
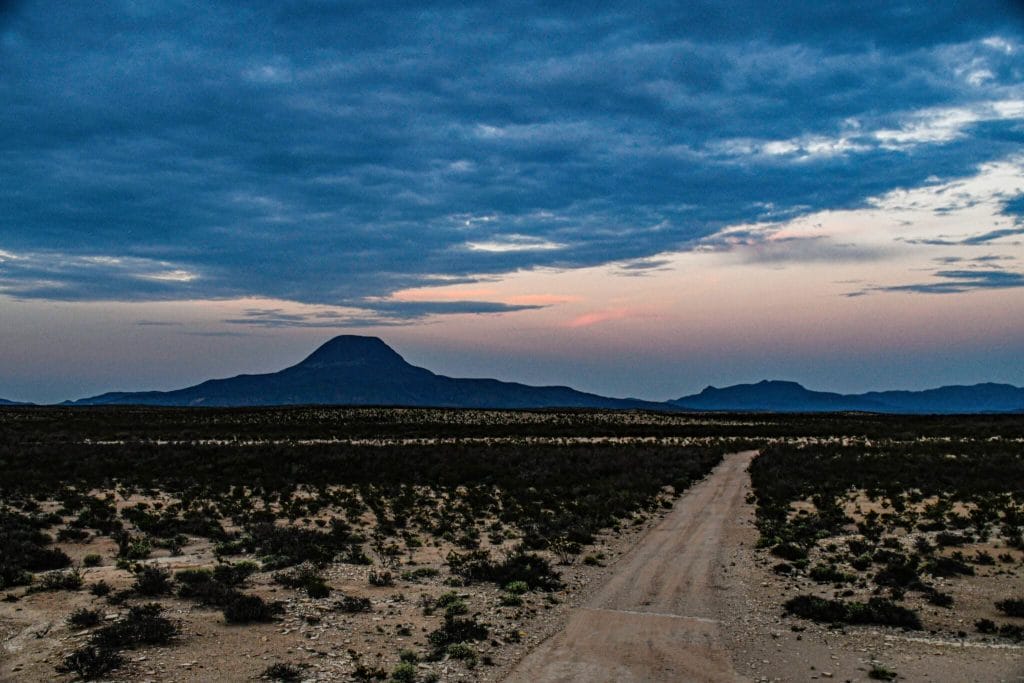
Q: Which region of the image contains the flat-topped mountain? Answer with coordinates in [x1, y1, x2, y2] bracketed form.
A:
[671, 380, 1024, 414]
[69, 335, 662, 410]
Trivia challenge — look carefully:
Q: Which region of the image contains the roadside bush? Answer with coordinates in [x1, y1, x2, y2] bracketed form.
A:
[447, 548, 561, 591]
[784, 595, 922, 630]
[427, 615, 489, 654]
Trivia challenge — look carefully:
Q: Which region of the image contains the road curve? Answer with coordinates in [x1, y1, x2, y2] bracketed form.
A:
[505, 450, 758, 683]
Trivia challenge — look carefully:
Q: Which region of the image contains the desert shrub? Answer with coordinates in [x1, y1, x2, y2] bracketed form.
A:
[369, 570, 394, 587]
[770, 542, 808, 561]
[274, 563, 331, 598]
[178, 575, 242, 607]
[68, 607, 102, 628]
[401, 567, 439, 582]
[0, 510, 72, 589]
[784, 595, 921, 630]
[868, 663, 897, 681]
[808, 564, 853, 585]
[390, 661, 417, 682]
[923, 555, 974, 577]
[223, 594, 281, 623]
[56, 645, 125, 679]
[427, 615, 489, 653]
[997, 624, 1024, 641]
[936, 532, 968, 547]
[976, 618, 997, 633]
[263, 662, 303, 681]
[57, 527, 90, 542]
[176, 567, 213, 584]
[90, 580, 111, 597]
[31, 568, 83, 593]
[925, 590, 954, 607]
[244, 522, 354, 569]
[499, 593, 523, 607]
[445, 642, 478, 667]
[996, 598, 1024, 618]
[447, 548, 561, 591]
[213, 561, 258, 586]
[133, 565, 174, 596]
[82, 553, 102, 567]
[91, 603, 178, 649]
[873, 555, 922, 588]
[334, 595, 373, 613]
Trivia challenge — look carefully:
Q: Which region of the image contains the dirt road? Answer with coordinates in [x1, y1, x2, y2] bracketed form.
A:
[506, 450, 756, 683]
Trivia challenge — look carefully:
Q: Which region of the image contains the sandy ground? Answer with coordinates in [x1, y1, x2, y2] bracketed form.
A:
[504, 451, 1024, 683]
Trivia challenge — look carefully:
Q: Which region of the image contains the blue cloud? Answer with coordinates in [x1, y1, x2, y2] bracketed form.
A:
[1, 1, 1023, 311]
[854, 268, 1024, 295]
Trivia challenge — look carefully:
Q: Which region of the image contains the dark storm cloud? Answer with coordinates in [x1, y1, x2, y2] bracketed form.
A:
[2, 1, 1023, 311]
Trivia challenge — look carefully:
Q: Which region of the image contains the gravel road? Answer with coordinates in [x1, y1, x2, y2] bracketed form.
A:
[506, 450, 757, 682]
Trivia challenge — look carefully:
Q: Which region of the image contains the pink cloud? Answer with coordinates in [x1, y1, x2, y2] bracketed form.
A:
[565, 307, 635, 328]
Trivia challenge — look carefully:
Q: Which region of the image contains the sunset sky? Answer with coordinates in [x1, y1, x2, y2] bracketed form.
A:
[2, 1, 1024, 403]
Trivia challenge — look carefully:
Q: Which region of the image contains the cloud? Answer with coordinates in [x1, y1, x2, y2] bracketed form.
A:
[223, 298, 545, 328]
[853, 268, 1024, 295]
[1, 2, 1023, 306]
[903, 226, 1024, 246]
[566, 307, 639, 328]
[0, 248, 207, 300]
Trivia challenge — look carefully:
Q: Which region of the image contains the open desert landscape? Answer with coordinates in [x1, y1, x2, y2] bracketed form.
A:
[1, 408, 1021, 682]
[4, 1, 1024, 681]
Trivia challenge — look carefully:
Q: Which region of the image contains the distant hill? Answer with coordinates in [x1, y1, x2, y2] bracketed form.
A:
[670, 380, 888, 413]
[671, 380, 1024, 414]
[0, 398, 30, 406]
[69, 335, 663, 410]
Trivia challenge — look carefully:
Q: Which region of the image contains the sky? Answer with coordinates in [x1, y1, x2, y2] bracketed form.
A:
[2, 1, 1024, 404]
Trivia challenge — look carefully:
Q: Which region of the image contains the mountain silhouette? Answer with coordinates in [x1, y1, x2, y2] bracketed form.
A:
[0, 398, 29, 406]
[69, 335, 662, 410]
[57, 337, 1024, 413]
[671, 380, 1024, 414]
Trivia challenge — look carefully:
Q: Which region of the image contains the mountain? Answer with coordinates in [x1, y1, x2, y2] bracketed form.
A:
[69, 335, 663, 410]
[671, 380, 1024, 414]
[859, 383, 1024, 414]
[0, 398, 30, 406]
[670, 380, 889, 413]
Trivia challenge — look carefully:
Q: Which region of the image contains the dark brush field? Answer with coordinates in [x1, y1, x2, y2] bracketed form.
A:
[1, 407, 1022, 682]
